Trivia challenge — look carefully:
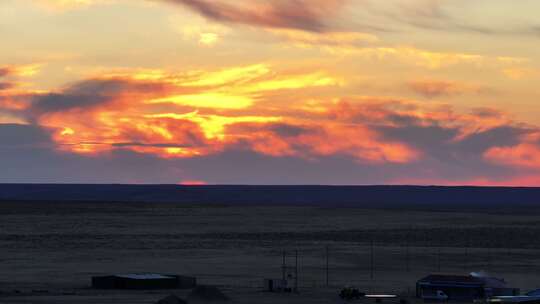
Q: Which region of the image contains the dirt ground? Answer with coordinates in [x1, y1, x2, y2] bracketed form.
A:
[1, 202, 540, 303]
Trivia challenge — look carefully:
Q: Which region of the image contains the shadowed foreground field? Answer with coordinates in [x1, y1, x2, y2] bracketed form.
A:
[1, 202, 540, 303]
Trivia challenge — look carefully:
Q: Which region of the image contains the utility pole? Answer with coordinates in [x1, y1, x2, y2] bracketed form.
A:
[437, 245, 441, 272]
[406, 228, 411, 272]
[464, 236, 469, 272]
[487, 244, 492, 271]
[325, 245, 329, 287]
[282, 250, 286, 281]
[370, 239, 374, 280]
[294, 250, 299, 293]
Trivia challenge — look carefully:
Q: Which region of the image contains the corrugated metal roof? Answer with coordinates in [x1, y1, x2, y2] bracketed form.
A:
[418, 274, 484, 287]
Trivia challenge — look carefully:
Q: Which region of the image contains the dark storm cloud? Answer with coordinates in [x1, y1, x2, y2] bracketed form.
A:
[385, 113, 423, 126]
[0, 123, 52, 147]
[267, 123, 315, 137]
[177, 148, 526, 185]
[162, 0, 346, 32]
[376, 125, 458, 151]
[29, 92, 112, 115]
[0, 146, 184, 184]
[180, 148, 397, 184]
[26, 78, 169, 118]
[27, 79, 132, 116]
[0, 139, 371, 184]
[371, 124, 529, 183]
[64, 78, 167, 96]
[0, 127, 533, 185]
[376, 123, 530, 156]
[456, 126, 529, 154]
[373, 123, 536, 182]
[0, 124, 189, 184]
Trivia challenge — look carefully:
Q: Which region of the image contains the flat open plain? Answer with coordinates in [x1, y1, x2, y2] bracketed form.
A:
[1, 202, 540, 303]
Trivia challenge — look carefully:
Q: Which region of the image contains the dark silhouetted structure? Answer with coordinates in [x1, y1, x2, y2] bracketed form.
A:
[156, 294, 187, 304]
[92, 274, 196, 290]
[188, 285, 230, 302]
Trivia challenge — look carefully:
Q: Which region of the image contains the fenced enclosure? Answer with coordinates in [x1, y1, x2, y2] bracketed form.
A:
[191, 229, 540, 293]
[2, 203, 540, 294]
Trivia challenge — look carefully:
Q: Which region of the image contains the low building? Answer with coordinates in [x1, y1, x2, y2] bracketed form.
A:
[482, 276, 520, 297]
[417, 274, 485, 301]
[92, 274, 196, 290]
[417, 274, 519, 302]
[527, 289, 540, 297]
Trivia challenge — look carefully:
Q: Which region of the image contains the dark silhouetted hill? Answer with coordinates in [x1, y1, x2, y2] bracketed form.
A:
[0, 184, 539, 210]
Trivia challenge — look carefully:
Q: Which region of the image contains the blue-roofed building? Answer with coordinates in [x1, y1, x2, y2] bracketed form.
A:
[417, 274, 519, 302]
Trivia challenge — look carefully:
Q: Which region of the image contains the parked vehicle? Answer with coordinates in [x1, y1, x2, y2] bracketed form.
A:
[422, 290, 449, 301]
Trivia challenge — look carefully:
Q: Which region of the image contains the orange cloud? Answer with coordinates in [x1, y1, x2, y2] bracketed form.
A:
[9, 64, 337, 158]
[3, 62, 538, 183]
[485, 143, 540, 169]
[303, 124, 420, 163]
[147, 112, 281, 140]
[4, 70, 412, 164]
[0, 64, 42, 78]
[226, 118, 420, 164]
[0, 95, 31, 111]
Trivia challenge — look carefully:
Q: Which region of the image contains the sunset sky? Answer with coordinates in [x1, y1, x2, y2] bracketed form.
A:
[1, 0, 540, 185]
